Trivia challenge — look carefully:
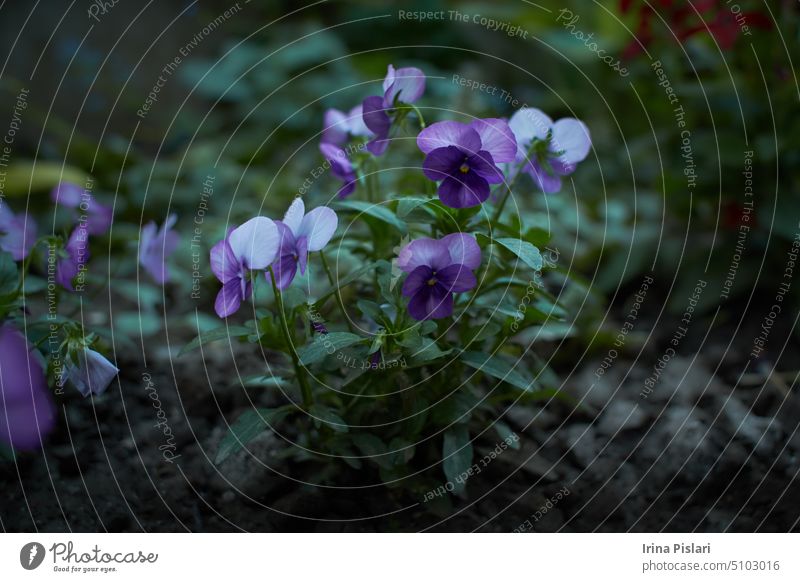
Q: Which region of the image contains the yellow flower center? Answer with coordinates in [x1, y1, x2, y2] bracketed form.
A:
[459, 164, 470, 174]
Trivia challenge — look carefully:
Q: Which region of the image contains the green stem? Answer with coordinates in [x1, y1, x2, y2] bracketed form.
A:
[269, 267, 313, 409]
[319, 250, 354, 332]
[491, 141, 538, 224]
[409, 104, 426, 129]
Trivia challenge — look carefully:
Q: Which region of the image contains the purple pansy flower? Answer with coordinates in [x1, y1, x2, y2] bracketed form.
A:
[67, 348, 119, 397]
[56, 226, 90, 291]
[51, 182, 113, 235]
[507, 108, 591, 193]
[322, 104, 373, 146]
[362, 64, 426, 156]
[139, 214, 179, 284]
[417, 118, 518, 209]
[319, 142, 358, 198]
[211, 217, 279, 318]
[0, 202, 37, 260]
[398, 233, 482, 320]
[0, 324, 56, 450]
[273, 198, 338, 290]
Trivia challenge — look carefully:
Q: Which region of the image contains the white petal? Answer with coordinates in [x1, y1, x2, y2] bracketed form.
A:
[228, 217, 279, 270]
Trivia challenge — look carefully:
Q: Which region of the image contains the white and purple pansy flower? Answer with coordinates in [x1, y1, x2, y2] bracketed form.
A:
[139, 214, 179, 284]
[319, 142, 358, 199]
[0, 202, 37, 260]
[67, 347, 119, 397]
[417, 118, 518, 209]
[211, 217, 279, 318]
[507, 108, 591, 194]
[398, 233, 482, 321]
[51, 182, 113, 235]
[362, 64, 426, 156]
[273, 198, 338, 290]
[321, 104, 373, 146]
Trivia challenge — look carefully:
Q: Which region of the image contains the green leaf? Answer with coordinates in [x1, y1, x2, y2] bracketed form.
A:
[241, 375, 288, 388]
[310, 404, 349, 433]
[215, 407, 293, 464]
[494, 237, 544, 271]
[460, 351, 536, 392]
[408, 337, 451, 364]
[494, 422, 520, 450]
[297, 332, 364, 365]
[443, 426, 473, 495]
[0, 252, 18, 297]
[333, 200, 407, 234]
[180, 325, 251, 356]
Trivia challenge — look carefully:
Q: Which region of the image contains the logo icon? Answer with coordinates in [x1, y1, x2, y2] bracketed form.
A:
[20, 542, 45, 570]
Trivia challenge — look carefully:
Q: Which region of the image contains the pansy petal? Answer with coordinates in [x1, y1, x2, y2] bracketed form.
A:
[422, 146, 464, 181]
[322, 108, 348, 145]
[0, 214, 37, 260]
[210, 238, 239, 283]
[50, 182, 85, 208]
[282, 197, 305, 235]
[525, 161, 563, 194]
[298, 206, 337, 252]
[215, 279, 244, 318]
[436, 263, 477, 293]
[442, 233, 481, 270]
[469, 150, 504, 184]
[271, 253, 298, 290]
[551, 118, 591, 165]
[469, 118, 517, 163]
[508, 108, 553, 146]
[361, 95, 391, 138]
[346, 104, 372, 137]
[228, 216, 279, 270]
[401, 265, 432, 297]
[397, 238, 449, 272]
[417, 121, 480, 154]
[408, 285, 453, 320]
[384, 66, 426, 105]
[438, 173, 491, 209]
[296, 236, 309, 275]
[86, 202, 113, 235]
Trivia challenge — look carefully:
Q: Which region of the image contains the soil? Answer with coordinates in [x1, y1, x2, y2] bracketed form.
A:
[2, 296, 799, 533]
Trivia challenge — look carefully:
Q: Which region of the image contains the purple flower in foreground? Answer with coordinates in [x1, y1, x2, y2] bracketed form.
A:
[272, 198, 338, 290]
[319, 142, 358, 198]
[507, 108, 591, 193]
[398, 233, 481, 320]
[211, 217, 279, 318]
[56, 226, 90, 291]
[0, 325, 56, 450]
[51, 182, 113, 235]
[362, 64, 426, 156]
[139, 214, 179, 284]
[0, 202, 37, 260]
[322, 105, 373, 146]
[67, 348, 119, 397]
[417, 118, 518, 208]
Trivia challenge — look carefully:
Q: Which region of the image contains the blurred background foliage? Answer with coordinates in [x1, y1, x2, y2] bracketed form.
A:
[0, 0, 797, 342]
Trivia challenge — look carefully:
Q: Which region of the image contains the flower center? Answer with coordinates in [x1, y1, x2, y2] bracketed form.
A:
[427, 270, 438, 286]
[459, 163, 470, 174]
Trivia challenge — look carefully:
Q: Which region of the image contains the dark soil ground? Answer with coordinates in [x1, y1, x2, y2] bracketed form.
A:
[2, 294, 799, 532]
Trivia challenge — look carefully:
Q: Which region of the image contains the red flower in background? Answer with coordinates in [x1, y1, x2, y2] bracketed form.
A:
[621, 0, 771, 59]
